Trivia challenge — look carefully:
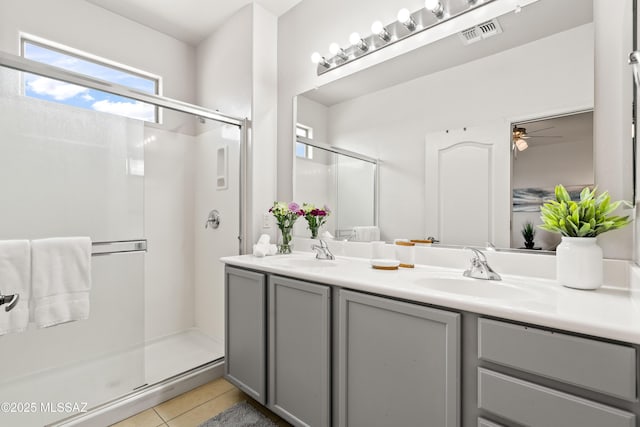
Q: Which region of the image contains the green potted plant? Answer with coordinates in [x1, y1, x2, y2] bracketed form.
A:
[539, 185, 631, 289]
[521, 221, 536, 249]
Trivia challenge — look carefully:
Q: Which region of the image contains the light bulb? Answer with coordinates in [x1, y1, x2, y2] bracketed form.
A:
[371, 21, 384, 35]
[310, 52, 322, 64]
[371, 20, 391, 42]
[397, 8, 411, 23]
[424, 0, 440, 10]
[425, 0, 444, 18]
[349, 32, 361, 45]
[349, 32, 368, 52]
[310, 52, 329, 68]
[329, 42, 348, 60]
[397, 8, 416, 31]
[515, 139, 528, 151]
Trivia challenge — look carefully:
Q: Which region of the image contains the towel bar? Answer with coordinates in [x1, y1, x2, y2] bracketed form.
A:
[91, 239, 147, 256]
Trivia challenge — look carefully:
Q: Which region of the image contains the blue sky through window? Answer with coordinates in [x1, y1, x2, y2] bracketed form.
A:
[22, 41, 158, 122]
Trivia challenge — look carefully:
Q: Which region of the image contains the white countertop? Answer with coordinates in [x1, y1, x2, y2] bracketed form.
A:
[221, 253, 640, 345]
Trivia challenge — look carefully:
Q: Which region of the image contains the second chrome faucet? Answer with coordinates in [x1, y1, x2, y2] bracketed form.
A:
[463, 247, 501, 280]
[312, 239, 335, 260]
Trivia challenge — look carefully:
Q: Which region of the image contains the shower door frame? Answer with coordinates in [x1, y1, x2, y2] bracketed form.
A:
[0, 50, 251, 254]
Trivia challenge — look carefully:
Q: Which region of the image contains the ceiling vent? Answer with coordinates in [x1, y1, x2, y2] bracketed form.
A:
[458, 19, 503, 45]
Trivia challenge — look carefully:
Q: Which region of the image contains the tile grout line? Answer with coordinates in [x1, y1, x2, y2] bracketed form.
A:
[152, 407, 167, 426]
[161, 386, 241, 423]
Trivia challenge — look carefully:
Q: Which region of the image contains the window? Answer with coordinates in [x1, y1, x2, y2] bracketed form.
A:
[296, 123, 313, 139]
[21, 36, 160, 122]
[295, 123, 314, 159]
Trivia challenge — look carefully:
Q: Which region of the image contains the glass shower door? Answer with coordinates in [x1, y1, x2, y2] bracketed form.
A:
[0, 66, 146, 426]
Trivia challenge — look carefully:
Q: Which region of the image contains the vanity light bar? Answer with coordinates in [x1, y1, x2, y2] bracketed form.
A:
[311, 0, 497, 76]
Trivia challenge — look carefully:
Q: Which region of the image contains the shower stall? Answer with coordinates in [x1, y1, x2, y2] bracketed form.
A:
[0, 52, 248, 426]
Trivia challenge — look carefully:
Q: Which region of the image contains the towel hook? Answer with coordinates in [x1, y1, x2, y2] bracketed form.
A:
[0, 293, 19, 312]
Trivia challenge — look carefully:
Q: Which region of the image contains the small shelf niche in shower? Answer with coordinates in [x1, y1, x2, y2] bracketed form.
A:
[217, 144, 228, 190]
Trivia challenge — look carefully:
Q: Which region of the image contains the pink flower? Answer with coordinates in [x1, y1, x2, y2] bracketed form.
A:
[288, 202, 300, 212]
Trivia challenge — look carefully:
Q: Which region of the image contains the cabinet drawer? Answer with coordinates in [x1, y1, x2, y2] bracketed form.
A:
[478, 368, 635, 427]
[478, 318, 637, 400]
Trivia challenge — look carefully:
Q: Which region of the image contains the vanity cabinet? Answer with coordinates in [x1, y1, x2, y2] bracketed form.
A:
[337, 289, 460, 427]
[477, 318, 638, 427]
[224, 267, 267, 404]
[224, 264, 640, 427]
[268, 275, 331, 427]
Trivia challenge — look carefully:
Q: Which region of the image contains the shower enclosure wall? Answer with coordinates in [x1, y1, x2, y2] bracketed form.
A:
[0, 53, 246, 426]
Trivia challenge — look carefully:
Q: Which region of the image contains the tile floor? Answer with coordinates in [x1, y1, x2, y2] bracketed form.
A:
[111, 378, 291, 427]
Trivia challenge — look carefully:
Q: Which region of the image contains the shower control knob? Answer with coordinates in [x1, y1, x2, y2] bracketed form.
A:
[205, 210, 221, 229]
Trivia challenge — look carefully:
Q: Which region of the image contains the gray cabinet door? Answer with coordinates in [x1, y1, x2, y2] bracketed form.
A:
[269, 276, 331, 427]
[225, 267, 266, 404]
[337, 289, 460, 427]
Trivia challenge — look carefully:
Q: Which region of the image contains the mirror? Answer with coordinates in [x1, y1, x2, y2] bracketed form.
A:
[293, 136, 378, 240]
[511, 110, 594, 251]
[294, 0, 633, 255]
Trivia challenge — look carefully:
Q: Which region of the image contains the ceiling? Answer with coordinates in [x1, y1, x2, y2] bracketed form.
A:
[85, 0, 302, 45]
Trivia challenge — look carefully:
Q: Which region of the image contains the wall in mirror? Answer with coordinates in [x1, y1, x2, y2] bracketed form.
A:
[293, 0, 610, 253]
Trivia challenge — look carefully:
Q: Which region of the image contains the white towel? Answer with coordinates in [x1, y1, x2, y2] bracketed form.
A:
[0, 240, 30, 335]
[253, 243, 278, 257]
[31, 237, 92, 328]
[353, 226, 380, 242]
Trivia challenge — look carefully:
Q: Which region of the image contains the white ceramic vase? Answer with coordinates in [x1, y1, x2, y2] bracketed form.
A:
[556, 236, 603, 290]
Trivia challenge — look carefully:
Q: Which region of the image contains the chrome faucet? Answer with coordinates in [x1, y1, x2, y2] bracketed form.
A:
[311, 239, 335, 260]
[463, 247, 501, 281]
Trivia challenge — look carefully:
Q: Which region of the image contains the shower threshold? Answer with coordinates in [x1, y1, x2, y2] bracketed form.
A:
[0, 329, 224, 427]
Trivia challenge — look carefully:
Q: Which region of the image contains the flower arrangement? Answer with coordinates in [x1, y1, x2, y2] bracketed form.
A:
[539, 185, 631, 237]
[269, 201, 303, 253]
[301, 203, 331, 239]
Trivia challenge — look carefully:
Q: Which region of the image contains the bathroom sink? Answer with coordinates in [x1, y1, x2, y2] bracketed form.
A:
[414, 277, 538, 301]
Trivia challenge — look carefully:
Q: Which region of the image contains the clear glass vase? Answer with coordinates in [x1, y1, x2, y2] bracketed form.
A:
[278, 225, 293, 254]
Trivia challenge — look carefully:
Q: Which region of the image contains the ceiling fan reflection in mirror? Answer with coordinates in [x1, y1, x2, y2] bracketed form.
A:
[512, 124, 561, 156]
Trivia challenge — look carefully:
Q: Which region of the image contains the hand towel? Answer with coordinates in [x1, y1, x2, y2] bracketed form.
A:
[353, 226, 380, 242]
[253, 234, 278, 257]
[31, 237, 92, 328]
[253, 243, 278, 257]
[0, 240, 30, 335]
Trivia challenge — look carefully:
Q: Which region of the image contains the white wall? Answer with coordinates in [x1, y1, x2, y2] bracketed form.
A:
[251, 3, 279, 247]
[297, 96, 329, 143]
[195, 5, 252, 342]
[195, 3, 277, 341]
[279, 0, 635, 260]
[592, 0, 635, 261]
